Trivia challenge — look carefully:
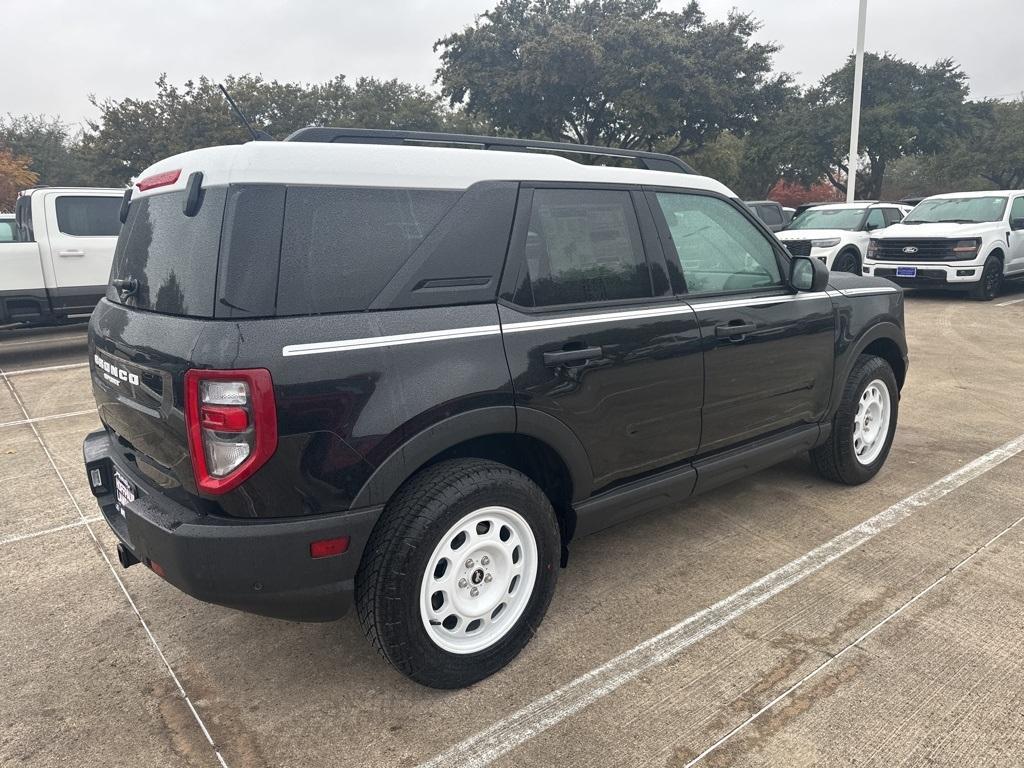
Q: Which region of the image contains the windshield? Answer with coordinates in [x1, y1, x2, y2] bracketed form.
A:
[903, 196, 1008, 224]
[786, 207, 867, 231]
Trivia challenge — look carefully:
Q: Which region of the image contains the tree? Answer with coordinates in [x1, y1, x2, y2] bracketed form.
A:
[953, 99, 1024, 190]
[435, 0, 791, 155]
[81, 74, 454, 185]
[0, 114, 94, 187]
[0, 149, 38, 211]
[783, 53, 969, 199]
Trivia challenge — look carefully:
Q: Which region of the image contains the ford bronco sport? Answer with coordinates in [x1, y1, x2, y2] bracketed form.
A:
[83, 129, 908, 688]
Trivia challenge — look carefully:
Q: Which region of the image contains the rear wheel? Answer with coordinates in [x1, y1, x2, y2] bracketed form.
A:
[355, 459, 559, 688]
[970, 255, 1002, 300]
[811, 355, 899, 485]
[832, 248, 861, 275]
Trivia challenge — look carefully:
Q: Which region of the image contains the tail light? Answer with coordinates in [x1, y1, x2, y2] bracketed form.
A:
[184, 369, 277, 494]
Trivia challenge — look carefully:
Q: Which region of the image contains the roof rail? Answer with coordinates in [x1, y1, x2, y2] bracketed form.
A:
[284, 127, 695, 174]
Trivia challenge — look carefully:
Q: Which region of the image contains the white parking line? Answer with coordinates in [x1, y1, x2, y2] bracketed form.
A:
[0, 333, 88, 348]
[3, 362, 90, 376]
[685, 507, 1024, 766]
[995, 297, 1024, 307]
[0, 516, 104, 546]
[418, 432, 1024, 768]
[0, 409, 97, 429]
[0, 370, 230, 768]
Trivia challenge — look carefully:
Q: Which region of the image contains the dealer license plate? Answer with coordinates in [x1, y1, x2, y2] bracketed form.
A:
[114, 469, 136, 513]
[896, 267, 917, 278]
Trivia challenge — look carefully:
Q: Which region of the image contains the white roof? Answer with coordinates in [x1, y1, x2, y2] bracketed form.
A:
[19, 187, 125, 198]
[922, 189, 1023, 200]
[132, 141, 736, 199]
[806, 201, 887, 210]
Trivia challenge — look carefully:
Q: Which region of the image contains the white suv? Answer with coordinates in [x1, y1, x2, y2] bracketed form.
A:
[864, 191, 1024, 300]
[777, 202, 910, 274]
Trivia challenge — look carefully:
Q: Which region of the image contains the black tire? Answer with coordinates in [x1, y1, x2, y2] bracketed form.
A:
[355, 458, 560, 689]
[969, 255, 1003, 300]
[832, 248, 861, 275]
[810, 355, 899, 485]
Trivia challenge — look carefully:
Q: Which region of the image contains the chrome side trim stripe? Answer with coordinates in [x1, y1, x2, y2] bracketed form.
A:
[282, 324, 501, 357]
[282, 289, 896, 357]
[834, 286, 900, 297]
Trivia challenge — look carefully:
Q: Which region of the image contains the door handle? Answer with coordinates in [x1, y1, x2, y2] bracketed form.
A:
[543, 346, 603, 366]
[58, 249, 85, 257]
[715, 322, 757, 339]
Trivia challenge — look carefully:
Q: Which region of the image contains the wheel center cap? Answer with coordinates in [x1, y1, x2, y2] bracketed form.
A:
[471, 568, 485, 585]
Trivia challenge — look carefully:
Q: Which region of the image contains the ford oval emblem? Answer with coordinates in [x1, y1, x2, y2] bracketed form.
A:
[902, 246, 919, 254]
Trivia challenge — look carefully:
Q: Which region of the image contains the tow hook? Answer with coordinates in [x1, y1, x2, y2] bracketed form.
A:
[116, 542, 139, 569]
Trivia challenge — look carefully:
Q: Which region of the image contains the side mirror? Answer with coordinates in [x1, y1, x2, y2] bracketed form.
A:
[790, 256, 830, 292]
[1010, 217, 1024, 231]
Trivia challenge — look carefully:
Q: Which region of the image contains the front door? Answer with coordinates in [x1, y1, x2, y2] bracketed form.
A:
[499, 186, 704, 491]
[42, 192, 122, 314]
[648, 190, 835, 454]
[1008, 196, 1024, 275]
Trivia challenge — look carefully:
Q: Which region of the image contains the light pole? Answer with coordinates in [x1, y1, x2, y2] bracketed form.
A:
[846, 0, 868, 202]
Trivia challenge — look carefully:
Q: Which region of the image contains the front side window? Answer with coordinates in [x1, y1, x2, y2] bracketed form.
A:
[55, 196, 122, 237]
[655, 193, 782, 295]
[1010, 197, 1024, 222]
[865, 208, 886, 230]
[903, 196, 1008, 224]
[513, 189, 651, 307]
[883, 208, 904, 226]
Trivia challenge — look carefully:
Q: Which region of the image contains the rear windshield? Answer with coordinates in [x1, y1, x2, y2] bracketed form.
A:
[0, 219, 15, 242]
[108, 188, 227, 317]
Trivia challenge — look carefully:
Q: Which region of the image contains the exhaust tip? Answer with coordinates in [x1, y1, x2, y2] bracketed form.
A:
[116, 542, 139, 569]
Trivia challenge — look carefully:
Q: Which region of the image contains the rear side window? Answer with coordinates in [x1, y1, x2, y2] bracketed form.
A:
[513, 189, 651, 307]
[109, 188, 227, 317]
[55, 196, 122, 237]
[276, 187, 461, 315]
[655, 193, 782, 295]
[757, 204, 783, 227]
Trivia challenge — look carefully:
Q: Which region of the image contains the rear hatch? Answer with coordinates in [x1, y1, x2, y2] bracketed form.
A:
[90, 177, 238, 500]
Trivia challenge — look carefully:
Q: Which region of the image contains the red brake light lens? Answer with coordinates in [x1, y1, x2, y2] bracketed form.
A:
[184, 368, 277, 494]
[136, 169, 181, 191]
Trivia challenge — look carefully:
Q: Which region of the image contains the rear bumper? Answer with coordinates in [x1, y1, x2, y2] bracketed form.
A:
[83, 429, 382, 621]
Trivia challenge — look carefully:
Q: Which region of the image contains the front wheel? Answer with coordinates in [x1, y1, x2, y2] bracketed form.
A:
[355, 458, 560, 688]
[832, 249, 861, 275]
[811, 354, 899, 485]
[970, 256, 1002, 300]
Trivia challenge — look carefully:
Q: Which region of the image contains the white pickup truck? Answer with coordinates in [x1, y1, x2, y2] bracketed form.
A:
[2, 187, 124, 326]
[863, 190, 1024, 300]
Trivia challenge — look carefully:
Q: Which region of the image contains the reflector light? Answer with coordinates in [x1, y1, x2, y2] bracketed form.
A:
[310, 537, 350, 558]
[136, 169, 182, 191]
[199, 404, 249, 432]
[148, 559, 166, 578]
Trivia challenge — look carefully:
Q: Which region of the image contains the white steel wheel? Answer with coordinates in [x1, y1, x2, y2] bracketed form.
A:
[853, 378, 891, 465]
[419, 505, 538, 655]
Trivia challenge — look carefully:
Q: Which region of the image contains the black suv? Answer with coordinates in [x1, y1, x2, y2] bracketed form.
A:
[83, 130, 908, 688]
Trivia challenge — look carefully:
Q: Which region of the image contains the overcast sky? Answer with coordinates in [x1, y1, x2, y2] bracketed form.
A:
[4, 0, 1021, 128]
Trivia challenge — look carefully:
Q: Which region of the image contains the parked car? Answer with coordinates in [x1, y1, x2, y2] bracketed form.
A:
[744, 199, 788, 232]
[2, 188, 124, 326]
[82, 129, 908, 689]
[0, 213, 16, 242]
[777, 202, 911, 274]
[864, 190, 1024, 299]
[782, 206, 796, 224]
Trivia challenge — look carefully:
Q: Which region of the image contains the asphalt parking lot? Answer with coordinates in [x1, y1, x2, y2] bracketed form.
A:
[3, 286, 1024, 768]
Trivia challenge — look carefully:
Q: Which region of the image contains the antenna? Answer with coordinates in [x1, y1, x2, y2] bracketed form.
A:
[218, 84, 274, 141]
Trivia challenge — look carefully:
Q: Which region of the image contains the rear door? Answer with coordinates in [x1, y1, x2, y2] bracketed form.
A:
[648, 190, 835, 453]
[498, 186, 704, 491]
[42, 192, 122, 314]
